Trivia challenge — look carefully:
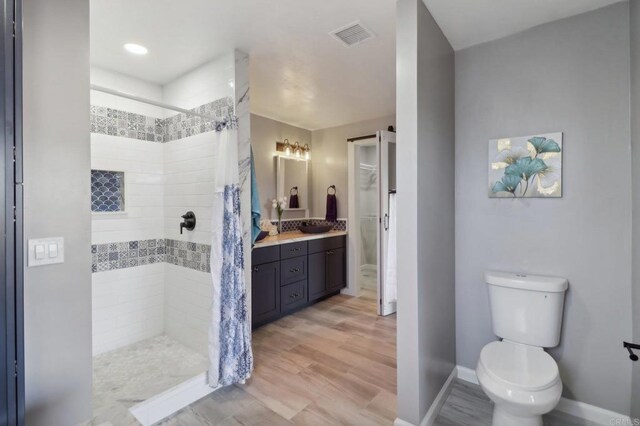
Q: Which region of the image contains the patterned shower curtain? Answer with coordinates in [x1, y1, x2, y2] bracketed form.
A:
[208, 117, 253, 387]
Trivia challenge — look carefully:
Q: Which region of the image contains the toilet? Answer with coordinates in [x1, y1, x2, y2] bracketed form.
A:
[476, 271, 568, 426]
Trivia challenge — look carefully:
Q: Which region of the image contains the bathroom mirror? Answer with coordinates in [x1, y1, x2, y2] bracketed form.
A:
[276, 156, 309, 212]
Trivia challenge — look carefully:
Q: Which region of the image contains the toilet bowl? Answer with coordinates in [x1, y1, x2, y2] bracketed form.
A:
[478, 271, 568, 426]
[476, 341, 562, 426]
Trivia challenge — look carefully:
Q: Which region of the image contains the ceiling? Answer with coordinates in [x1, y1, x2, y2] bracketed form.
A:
[423, 0, 625, 51]
[90, 0, 396, 130]
[91, 0, 624, 130]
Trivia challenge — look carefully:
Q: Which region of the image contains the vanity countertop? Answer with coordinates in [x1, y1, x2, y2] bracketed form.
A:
[253, 230, 347, 248]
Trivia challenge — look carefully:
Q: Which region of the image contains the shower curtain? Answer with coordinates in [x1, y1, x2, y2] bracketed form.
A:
[208, 118, 253, 387]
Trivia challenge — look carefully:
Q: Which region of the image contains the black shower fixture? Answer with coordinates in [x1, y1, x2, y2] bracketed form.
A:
[180, 211, 196, 234]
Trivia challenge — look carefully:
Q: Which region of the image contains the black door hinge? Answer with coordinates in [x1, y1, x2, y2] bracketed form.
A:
[14, 360, 17, 378]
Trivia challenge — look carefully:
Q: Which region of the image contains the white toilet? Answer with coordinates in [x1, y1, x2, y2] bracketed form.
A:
[476, 271, 568, 426]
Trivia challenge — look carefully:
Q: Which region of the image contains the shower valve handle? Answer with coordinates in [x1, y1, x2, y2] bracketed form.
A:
[180, 211, 196, 234]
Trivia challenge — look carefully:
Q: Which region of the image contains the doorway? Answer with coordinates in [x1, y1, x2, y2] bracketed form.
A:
[347, 130, 396, 316]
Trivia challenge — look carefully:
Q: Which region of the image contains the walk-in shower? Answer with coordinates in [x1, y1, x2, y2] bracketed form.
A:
[89, 51, 251, 425]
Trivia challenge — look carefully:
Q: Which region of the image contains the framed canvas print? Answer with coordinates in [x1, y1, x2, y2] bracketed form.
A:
[488, 132, 562, 198]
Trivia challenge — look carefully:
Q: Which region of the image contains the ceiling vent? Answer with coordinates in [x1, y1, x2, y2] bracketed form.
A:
[330, 21, 375, 47]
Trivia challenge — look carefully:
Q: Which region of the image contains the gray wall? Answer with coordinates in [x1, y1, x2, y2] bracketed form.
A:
[310, 115, 395, 218]
[455, 3, 633, 415]
[630, 0, 640, 418]
[396, 0, 456, 423]
[251, 114, 311, 220]
[23, 0, 93, 424]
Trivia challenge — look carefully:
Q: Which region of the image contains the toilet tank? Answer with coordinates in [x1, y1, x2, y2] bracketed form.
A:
[485, 271, 568, 348]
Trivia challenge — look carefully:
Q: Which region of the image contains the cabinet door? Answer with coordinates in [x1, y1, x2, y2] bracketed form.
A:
[327, 247, 346, 292]
[308, 252, 327, 302]
[251, 261, 280, 326]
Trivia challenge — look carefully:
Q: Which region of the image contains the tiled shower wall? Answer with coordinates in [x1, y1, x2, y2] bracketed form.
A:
[90, 55, 239, 356]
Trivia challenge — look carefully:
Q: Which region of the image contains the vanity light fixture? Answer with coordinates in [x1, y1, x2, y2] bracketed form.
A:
[275, 139, 310, 160]
[123, 43, 148, 55]
[292, 141, 301, 158]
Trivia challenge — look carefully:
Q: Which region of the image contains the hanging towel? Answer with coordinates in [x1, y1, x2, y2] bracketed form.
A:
[289, 187, 299, 208]
[326, 193, 338, 222]
[208, 118, 253, 388]
[250, 146, 261, 244]
[385, 193, 397, 305]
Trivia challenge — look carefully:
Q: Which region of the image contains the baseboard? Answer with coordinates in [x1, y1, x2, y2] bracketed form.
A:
[129, 372, 218, 425]
[394, 367, 457, 426]
[456, 365, 479, 384]
[455, 365, 632, 425]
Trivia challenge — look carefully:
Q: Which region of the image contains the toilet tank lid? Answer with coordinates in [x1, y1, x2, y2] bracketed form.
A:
[484, 271, 568, 293]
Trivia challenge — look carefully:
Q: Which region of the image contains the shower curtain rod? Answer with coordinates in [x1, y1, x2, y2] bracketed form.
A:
[90, 84, 224, 121]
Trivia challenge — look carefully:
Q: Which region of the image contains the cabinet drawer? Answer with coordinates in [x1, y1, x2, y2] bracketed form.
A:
[280, 241, 307, 260]
[281, 281, 308, 313]
[281, 256, 307, 285]
[252, 245, 280, 265]
[308, 235, 346, 254]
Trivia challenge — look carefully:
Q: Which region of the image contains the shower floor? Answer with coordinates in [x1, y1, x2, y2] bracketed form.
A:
[90, 335, 208, 425]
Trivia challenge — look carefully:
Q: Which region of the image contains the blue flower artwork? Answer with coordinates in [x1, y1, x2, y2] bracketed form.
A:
[488, 133, 562, 198]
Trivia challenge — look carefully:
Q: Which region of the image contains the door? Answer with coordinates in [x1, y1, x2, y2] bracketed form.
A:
[378, 130, 396, 316]
[0, 0, 23, 423]
[251, 261, 280, 326]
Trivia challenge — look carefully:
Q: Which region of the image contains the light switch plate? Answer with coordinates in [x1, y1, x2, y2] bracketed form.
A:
[28, 237, 64, 267]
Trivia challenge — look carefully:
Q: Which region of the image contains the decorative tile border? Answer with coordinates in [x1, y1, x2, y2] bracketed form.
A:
[270, 218, 347, 233]
[92, 220, 345, 273]
[92, 239, 166, 273]
[90, 106, 164, 143]
[89, 97, 234, 144]
[163, 98, 235, 142]
[92, 238, 211, 274]
[164, 239, 211, 273]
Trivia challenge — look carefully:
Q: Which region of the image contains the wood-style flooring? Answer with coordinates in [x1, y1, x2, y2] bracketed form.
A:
[160, 289, 397, 425]
[434, 379, 599, 426]
[160, 291, 593, 426]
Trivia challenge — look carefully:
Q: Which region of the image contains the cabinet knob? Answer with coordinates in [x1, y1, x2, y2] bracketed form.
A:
[252, 267, 259, 272]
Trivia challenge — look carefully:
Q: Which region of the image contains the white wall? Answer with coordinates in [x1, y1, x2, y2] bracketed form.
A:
[23, 0, 93, 424]
[163, 53, 234, 110]
[310, 115, 395, 218]
[91, 66, 166, 118]
[91, 134, 164, 244]
[455, 3, 633, 415]
[396, 0, 456, 424]
[92, 265, 164, 355]
[164, 264, 211, 356]
[90, 67, 167, 354]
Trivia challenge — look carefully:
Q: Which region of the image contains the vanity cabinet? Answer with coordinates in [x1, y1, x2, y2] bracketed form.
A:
[251, 235, 346, 328]
[251, 260, 280, 326]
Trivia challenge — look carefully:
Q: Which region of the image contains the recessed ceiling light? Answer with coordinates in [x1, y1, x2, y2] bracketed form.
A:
[123, 43, 148, 55]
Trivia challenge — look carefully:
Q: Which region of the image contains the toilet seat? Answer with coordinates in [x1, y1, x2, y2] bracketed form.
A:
[479, 341, 560, 391]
